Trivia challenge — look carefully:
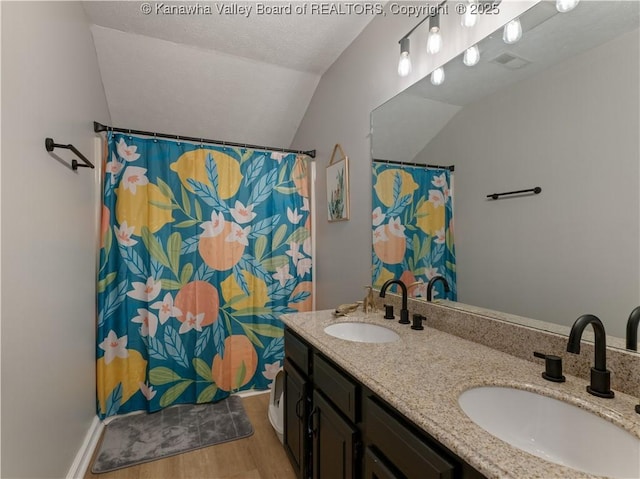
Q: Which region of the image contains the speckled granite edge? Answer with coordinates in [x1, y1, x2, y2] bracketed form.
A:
[280, 309, 640, 479]
[374, 293, 640, 399]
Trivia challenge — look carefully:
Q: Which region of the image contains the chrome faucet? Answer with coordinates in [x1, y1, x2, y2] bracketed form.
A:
[379, 279, 409, 324]
[426, 276, 450, 302]
[566, 314, 614, 398]
[625, 306, 640, 351]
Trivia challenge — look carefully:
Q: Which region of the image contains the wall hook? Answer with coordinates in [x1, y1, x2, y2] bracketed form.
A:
[45, 138, 94, 171]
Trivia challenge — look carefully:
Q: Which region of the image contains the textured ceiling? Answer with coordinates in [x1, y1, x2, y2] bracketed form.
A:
[84, 1, 378, 147]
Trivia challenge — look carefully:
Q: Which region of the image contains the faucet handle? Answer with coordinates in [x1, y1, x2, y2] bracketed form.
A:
[411, 314, 425, 331]
[533, 351, 566, 383]
[383, 304, 395, 320]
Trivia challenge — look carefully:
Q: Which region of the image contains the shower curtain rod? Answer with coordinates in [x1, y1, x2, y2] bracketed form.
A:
[373, 158, 454, 172]
[93, 122, 316, 158]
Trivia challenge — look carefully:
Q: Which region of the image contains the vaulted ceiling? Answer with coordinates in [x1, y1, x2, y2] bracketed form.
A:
[83, 1, 377, 148]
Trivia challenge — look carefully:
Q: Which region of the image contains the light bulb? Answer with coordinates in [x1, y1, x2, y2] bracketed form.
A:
[427, 27, 442, 55]
[398, 52, 412, 77]
[431, 67, 445, 86]
[461, 1, 477, 28]
[463, 44, 480, 66]
[503, 18, 522, 44]
[556, 0, 579, 12]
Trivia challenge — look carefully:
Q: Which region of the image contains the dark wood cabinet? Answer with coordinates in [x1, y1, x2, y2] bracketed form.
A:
[283, 326, 485, 479]
[284, 359, 309, 479]
[311, 390, 358, 479]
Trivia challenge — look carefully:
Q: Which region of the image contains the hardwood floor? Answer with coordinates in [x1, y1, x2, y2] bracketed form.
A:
[84, 393, 296, 479]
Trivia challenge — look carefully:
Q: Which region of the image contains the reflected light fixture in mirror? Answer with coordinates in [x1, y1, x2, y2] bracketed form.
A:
[427, 13, 443, 54]
[463, 44, 480, 66]
[398, 37, 412, 77]
[461, 0, 478, 28]
[431, 66, 445, 85]
[556, 0, 580, 13]
[503, 17, 523, 44]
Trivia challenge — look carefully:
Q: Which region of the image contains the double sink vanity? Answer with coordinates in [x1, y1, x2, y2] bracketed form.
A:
[280, 293, 640, 478]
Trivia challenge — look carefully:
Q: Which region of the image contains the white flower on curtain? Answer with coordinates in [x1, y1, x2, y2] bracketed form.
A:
[151, 293, 182, 324]
[122, 166, 149, 194]
[200, 211, 225, 237]
[127, 277, 162, 302]
[132, 309, 159, 338]
[98, 330, 128, 365]
[117, 138, 141, 162]
[114, 221, 138, 246]
[230, 201, 257, 224]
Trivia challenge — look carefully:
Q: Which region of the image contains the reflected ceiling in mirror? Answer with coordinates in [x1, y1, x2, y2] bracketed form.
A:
[371, 1, 640, 344]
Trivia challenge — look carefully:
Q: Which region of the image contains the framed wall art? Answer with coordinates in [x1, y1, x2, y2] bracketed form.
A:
[326, 143, 350, 222]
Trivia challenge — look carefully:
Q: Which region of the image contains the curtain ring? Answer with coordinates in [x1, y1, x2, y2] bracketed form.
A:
[200, 138, 204, 148]
[128, 129, 132, 140]
[153, 132, 157, 143]
[176, 135, 181, 146]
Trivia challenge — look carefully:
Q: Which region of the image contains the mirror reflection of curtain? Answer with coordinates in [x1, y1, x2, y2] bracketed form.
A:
[372, 163, 456, 300]
[97, 132, 312, 419]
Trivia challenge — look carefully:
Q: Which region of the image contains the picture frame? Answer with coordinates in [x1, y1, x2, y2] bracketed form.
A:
[326, 144, 350, 222]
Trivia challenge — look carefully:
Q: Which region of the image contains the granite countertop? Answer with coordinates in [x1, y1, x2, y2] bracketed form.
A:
[280, 309, 640, 479]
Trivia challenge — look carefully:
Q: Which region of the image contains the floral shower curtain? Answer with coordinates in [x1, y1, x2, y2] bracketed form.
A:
[97, 132, 312, 419]
[371, 163, 456, 300]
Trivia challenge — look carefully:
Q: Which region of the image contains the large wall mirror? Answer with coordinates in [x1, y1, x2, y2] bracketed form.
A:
[371, 1, 639, 345]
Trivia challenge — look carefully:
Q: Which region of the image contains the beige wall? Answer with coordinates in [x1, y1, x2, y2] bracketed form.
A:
[291, 2, 536, 309]
[413, 28, 640, 337]
[1, 2, 110, 477]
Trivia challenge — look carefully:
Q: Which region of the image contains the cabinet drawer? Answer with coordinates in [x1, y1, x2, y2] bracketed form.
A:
[364, 396, 455, 479]
[313, 353, 359, 423]
[285, 328, 309, 376]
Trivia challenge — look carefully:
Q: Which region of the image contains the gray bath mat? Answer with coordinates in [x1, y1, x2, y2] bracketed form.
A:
[91, 396, 253, 473]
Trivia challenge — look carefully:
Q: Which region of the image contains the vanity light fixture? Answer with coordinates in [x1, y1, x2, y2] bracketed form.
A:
[556, 0, 580, 13]
[427, 13, 443, 54]
[461, 0, 478, 28]
[463, 44, 480, 66]
[397, 37, 412, 77]
[431, 66, 445, 85]
[503, 17, 523, 44]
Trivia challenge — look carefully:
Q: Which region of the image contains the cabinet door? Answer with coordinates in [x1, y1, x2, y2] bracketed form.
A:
[311, 390, 358, 479]
[284, 360, 309, 479]
[363, 447, 402, 479]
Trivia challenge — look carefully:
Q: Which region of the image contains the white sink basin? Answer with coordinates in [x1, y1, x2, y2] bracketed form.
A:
[324, 322, 399, 343]
[459, 386, 640, 478]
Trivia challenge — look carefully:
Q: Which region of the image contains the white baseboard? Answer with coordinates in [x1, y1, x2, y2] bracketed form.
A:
[66, 416, 103, 479]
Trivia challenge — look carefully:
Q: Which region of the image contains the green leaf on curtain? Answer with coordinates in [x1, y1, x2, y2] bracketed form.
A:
[245, 323, 283, 338]
[105, 383, 123, 417]
[412, 234, 421, 266]
[181, 186, 191, 216]
[232, 264, 250, 296]
[149, 367, 183, 385]
[446, 260, 457, 272]
[212, 316, 226, 356]
[261, 255, 289, 272]
[271, 224, 288, 250]
[149, 200, 179, 210]
[174, 220, 199, 228]
[194, 199, 203, 221]
[254, 236, 267, 262]
[277, 164, 288, 184]
[159, 380, 194, 408]
[141, 227, 171, 267]
[274, 186, 297, 195]
[197, 384, 218, 403]
[97, 272, 117, 293]
[239, 322, 264, 348]
[286, 227, 310, 245]
[162, 279, 183, 290]
[103, 226, 113, 258]
[167, 232, 182, 276]
[164, 325, 189, 369]
[118, 244, 149, 278]
[195, 326, 212, 357]
[156, 178, 175, 199]
[180, 263, 193, 285]
[233, 307, 273, 316]
[234, 361, 247, 390]
[244, 155, 264, 186]
[205, 154, 219, 190]
[192, 358, 212, 381]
